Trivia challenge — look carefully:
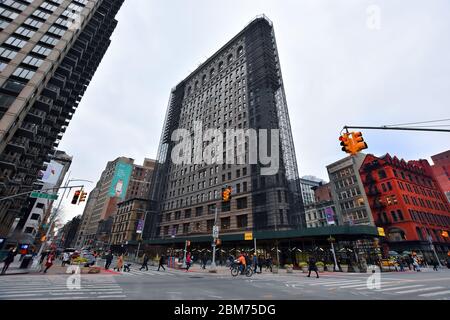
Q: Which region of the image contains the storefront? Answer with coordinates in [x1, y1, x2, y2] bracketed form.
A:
[141, 225, 380, 270]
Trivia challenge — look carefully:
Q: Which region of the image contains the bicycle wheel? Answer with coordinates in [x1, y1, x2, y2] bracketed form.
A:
[245, 267, 253, 277]
[231, 267, 239, 277]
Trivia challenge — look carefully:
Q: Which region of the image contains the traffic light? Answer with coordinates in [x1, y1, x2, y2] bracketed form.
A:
[222, 186, 232, 202]
[339, 133, 353, 154]
[352, 132, 368, 153]
[79, 191, 88, 204]
[215, 239, 222, 246]
[442, 230, 449, 238]
[71, 190, 81, 204]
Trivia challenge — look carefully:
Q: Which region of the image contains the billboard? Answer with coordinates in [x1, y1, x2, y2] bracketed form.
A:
[108, 162, 133, 200]
[40, 161, 64, 186]
[136, 219, 144, 234]
[325, 207, 336, 225]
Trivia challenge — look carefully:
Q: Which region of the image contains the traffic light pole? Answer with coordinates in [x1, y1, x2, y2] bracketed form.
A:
[343, 125, 450, 133]
[210, 206, 218, 273]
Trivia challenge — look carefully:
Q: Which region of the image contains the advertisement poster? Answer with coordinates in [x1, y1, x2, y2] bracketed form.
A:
[108, 162, 133, 200]
[40, 161, 64, 186]
[325, 207, 335, 225]
[136, 219, 144, 234]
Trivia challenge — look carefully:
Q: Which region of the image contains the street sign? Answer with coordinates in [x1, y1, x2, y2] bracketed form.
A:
[213, 226, 219, 239]
[30, 192, 58, 200]
[244, 232, 253, 241]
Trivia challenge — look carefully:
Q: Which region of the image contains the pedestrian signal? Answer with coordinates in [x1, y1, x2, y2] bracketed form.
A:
[222, 186, 232, 202]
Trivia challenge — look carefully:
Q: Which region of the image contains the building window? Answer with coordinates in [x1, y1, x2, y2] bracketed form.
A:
[237, 215, 247, 228]
[206, 219, 214, 232]
[220, 217, 230, 230]
[236, 197, 248, 209]
[195, 206, 203, 216]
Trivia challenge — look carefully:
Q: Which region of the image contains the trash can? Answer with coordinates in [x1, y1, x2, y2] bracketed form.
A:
[20, 254, 33, 269]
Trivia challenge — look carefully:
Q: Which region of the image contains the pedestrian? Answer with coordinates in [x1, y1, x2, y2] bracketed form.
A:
[157, 254, 166, 271]
[201, 254, 207, 269]
[104, 251, 113, 270]
[413, 257, 421, 272]
[307, 256, 319, 278]
[398, 258, 405, 272]
[43, 251, 56, 273]
[115, 254, 124, 272]
[39, 251, 48, 265]
[185, 252, 192, 272]
[61, 252, 70, 267]
[140, 254, 149, 271]
[258, 255, 263, 274]
[432, 259, 439, 271]
[252, 254, 258, 273]
[1, 248, 18, 275]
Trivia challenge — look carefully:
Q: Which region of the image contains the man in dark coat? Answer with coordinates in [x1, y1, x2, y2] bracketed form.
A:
[157, 254, 166, 271]
[307, 256, 319, 278]
[104, 251, 113, 270]
[1, 248, 18, 275]
[140, 254, 149, 271]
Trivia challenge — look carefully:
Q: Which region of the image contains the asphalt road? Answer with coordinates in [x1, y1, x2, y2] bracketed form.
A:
[1, 262, 450, 300]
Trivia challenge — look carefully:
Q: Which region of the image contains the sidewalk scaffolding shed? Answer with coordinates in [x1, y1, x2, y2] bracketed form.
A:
[141, 225, 381, 270]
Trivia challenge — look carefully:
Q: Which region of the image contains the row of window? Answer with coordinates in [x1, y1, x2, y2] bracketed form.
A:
[186, 45, 244, 96]
[160, 213, 249, 236]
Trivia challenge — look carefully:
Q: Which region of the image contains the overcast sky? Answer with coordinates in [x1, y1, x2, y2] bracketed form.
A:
[56, 0, 450, 224]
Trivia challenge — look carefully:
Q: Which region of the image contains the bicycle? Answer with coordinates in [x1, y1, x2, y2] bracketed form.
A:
[230, 263, 253, 277]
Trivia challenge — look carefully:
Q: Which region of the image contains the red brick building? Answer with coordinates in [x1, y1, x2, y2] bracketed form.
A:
[431, 150, 450, 203]
[359, 154, 450, 261]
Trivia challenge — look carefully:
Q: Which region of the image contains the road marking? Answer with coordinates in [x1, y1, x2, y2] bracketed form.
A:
[309, 280, 363, 286]
[97, 295, 127, 298]
[322, 280, 365, 287]
[419, 290, 450, 297]
[395, 286, 444, 294]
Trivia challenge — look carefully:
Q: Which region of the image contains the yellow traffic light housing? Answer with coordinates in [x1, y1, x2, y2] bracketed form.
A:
[339, 131, 368, 156]
[222, 186, 232, 202]
[79, 191, 88, 204]
[352, 132, 368, 153]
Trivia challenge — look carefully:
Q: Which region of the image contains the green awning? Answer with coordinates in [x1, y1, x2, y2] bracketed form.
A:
[143, 225, 379, 245]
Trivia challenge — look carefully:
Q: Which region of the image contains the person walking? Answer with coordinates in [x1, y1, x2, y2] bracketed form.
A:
[115, 254, 124, 272]
[61, 252, 71, 267]
[185, 252, 192, 272]
[140, 254, 149, 271]
[43, 251, 56, 273]
[157, 254, 166, 271]
[252, 254, 258, 274]
[307, 256, 319, 278]
[432, 259, 439, 271]
[257, 255, 263, 274]
[1, 248, 18, 275]
[201, 254, 207, 270]
[104, 251, 113, 270]
[413, 257, 421, 272]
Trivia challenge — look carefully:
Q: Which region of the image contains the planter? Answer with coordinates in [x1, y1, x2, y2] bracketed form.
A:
[286, 267, 293, 273]
[317, 266, 324, 273]
[340, 265, 349, 272]
[272, 266, 279, 274]
[326, 265, 334, 272]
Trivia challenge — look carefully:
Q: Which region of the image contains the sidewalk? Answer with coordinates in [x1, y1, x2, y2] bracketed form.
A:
[0, 260, 30, 276]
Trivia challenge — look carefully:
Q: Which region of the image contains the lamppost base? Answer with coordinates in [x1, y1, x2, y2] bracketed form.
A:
[209, 262, 217, 273]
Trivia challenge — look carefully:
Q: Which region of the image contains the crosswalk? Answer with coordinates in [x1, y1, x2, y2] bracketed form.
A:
[283, 275, 450, 299]
[117, 268, 175, 277]
[0, 275, 125, 300]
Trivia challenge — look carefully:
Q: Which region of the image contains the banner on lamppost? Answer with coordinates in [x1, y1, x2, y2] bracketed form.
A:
[325, 207, 335, 225]
[136, 219, 144, 234]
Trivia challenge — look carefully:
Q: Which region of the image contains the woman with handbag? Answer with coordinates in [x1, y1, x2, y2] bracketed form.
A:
[43, 251, 56, 273]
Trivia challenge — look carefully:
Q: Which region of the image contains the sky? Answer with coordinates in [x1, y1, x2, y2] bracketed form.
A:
[56, 0, 450, 224]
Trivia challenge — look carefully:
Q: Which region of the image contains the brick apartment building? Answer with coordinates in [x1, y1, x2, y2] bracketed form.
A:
[360, 153, 450, 261]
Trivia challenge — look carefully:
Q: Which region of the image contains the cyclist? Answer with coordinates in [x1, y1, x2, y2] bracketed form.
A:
[237, 253, 246, 275]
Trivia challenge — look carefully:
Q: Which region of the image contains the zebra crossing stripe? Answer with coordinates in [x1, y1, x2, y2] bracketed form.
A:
[373, 284, 425, 292]
[395, 286, 444, 294]
[419, 290, 450, 297]
[308, 280, 362, 286]
[322, 280, 364, 287]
